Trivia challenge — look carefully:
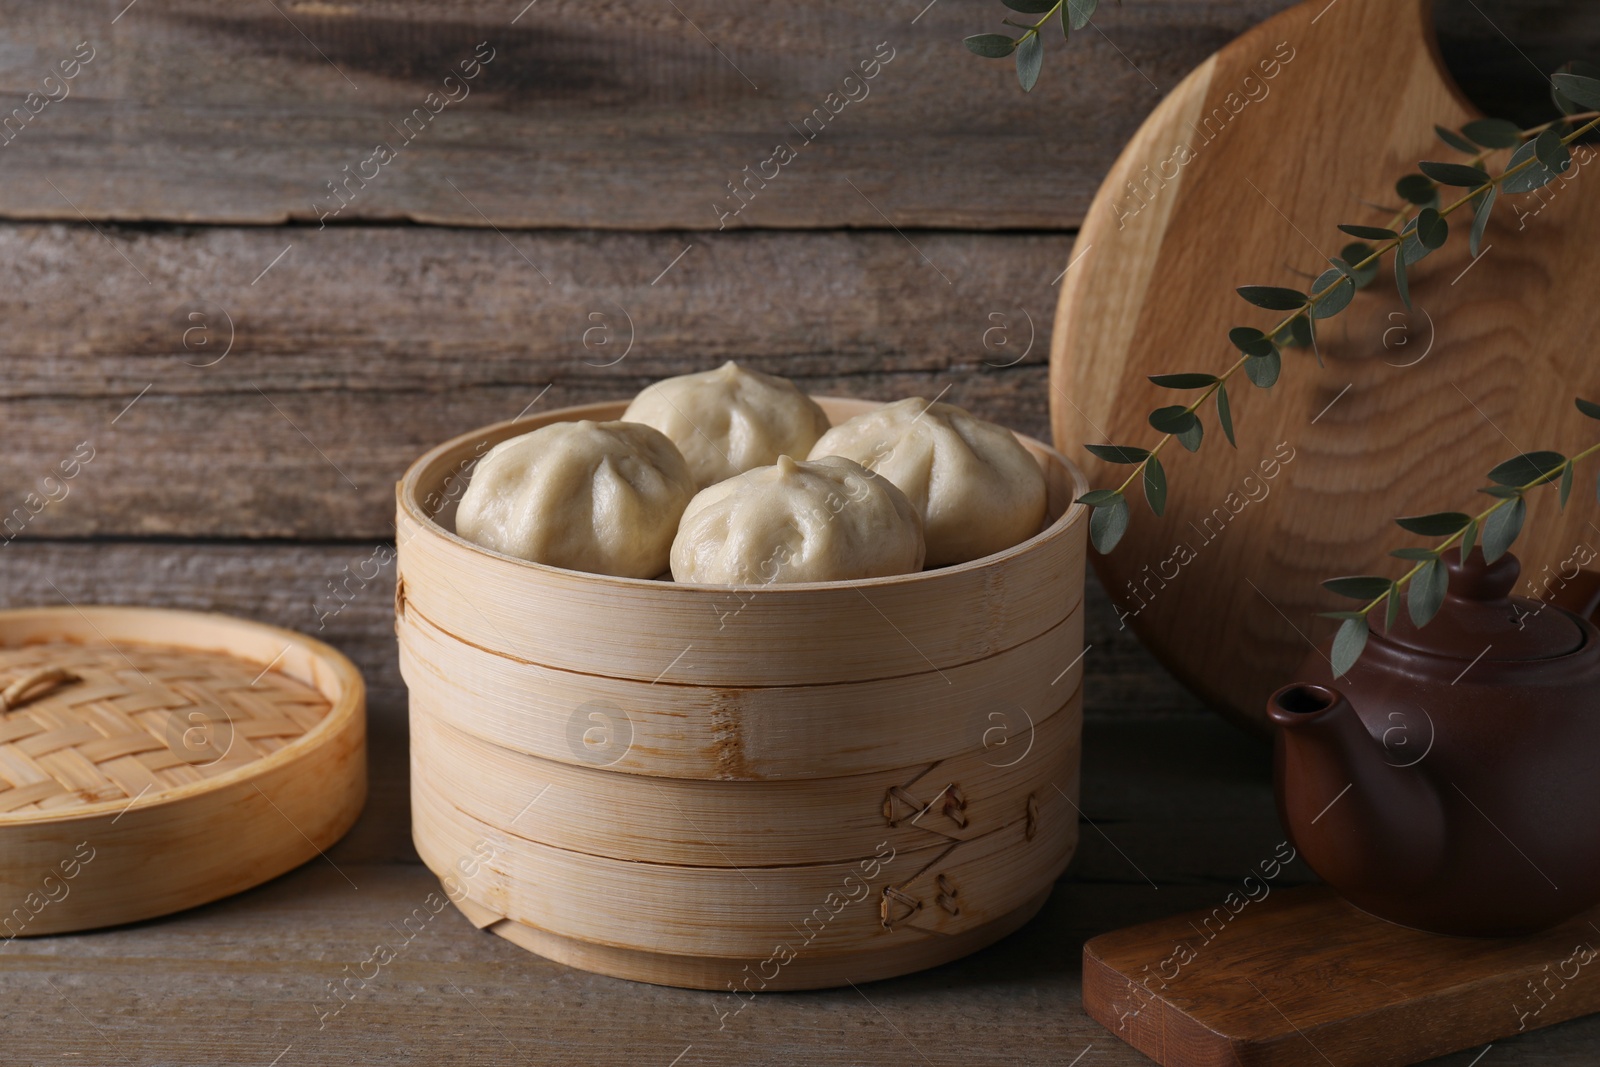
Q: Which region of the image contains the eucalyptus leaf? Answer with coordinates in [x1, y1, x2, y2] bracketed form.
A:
[1085, 443, 1151, 464]
[1323, 575, 1394, 600]
[1331, 615, 1370, 678]
[1435, 124, 1480, 154]
[1001, 0, 1056, 11]
[1237, 285, 1307, 311]
[1395, 173, 1437, 207]
[1015, 32, 1043, 91]
[1418, 160, 1491, 187]
[1534, 128, 1571, 175]
[1482, 495, 1526, 562]
[1560, 461, 1575, 509]
[1288, 316, 1314, 350]
[1338, 223, 1398, 240]
[1394, 242, 1411, 310]
[1148, 405, 1198, 434]
[1228, 326, 1276, 358]
[1176, 419, 1203, 452]
[1339, 243, 1379, 288]
[1415, 207, 1448, 249]
[1487, 450, 1567, 486]
[965, 33, 1018, 57]
[1460, 117, 1521, 149]
[1551, 72, 1600, 111]
[1460, 516, 1478, 559]
[1066, 0, 1097, 30]
[1216, 383, 1236, 448]
[1089, 494, 1130, 553]
[1553, 63, 1600, 114]
[1408, 558, 1449, 627]
[1142, 454, 1167, 516]
[1243, 349, 1281, 388]
[1394, 511, 1471, 536]
[1470, 184, 1496, 258]
[1148, 372, 1219, 389]
[1577, 397, 1600, 421]
[1478, 485, 1522, 499]
[1385, 580, 1401, 633]
[1398, 218, 1434, 266]
[1310, 269, 1355, 319]
[1076, 488, 1121, 506]
[1501, 139, 1562, 194]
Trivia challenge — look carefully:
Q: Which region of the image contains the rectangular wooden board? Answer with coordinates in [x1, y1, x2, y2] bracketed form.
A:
[1083, 884, 1600, 1067]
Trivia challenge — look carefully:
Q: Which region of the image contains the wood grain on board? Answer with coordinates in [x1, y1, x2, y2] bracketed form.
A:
[1084, 885, 1600, 1067]
[0, 225, 1066, 539]
[1050, 0, 1600, 733]
[0, 0, 1290, 229]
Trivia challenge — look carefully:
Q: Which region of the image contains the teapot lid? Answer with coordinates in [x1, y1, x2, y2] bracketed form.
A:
[1378, 548, 1583, 662]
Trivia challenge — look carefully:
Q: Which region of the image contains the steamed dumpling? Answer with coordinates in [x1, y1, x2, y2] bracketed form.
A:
[671, 455, 924, 585]
[623, 361, 831, 489]
[456, 420, 695, 578]
[809, 398, 1046, 567]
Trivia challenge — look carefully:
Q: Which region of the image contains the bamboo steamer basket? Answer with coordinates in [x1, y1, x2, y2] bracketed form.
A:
[397, 397, 1089, 990]
[0, 607, 365, 935]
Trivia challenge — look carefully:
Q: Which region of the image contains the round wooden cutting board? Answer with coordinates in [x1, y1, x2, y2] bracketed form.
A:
[1051, 0, 1600, 731]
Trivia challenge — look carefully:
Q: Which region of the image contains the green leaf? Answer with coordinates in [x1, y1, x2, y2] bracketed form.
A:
[1389, 547, 1440, 561]
[1323, 575, 1394, 600]
[1076, 488, 1122, 506]
[1338, 223, 1398, 240]
[1415, 207, 1448, 249]
[1398, 218, 1435, 266]
[1338, 243, 1379, 288]
[1228, 326, 1276, 358]
[1066, 0, 1098, 30]
[1553, 63, 1600, 115]
[1534, 128, 1571, 175]
[1418, 160, 1491, 188]
[1085, 443, 1151, 464]
[1482, 496, 1526, 562]
[1551, 72, 1600, 111]
[1470, 184, 1496, 259]
[1577, 397, 1600, 421]
[1435, 124, 1480, 154]
[1309, 269, 1355, 319]
[1142, 454, 1167, 516]
[1502, 139, 1563, 194]
[1287, 316, 1314, 349]
[1460, 117, 1521, 149]
[1237, 285, 1307, 311]
[1395, 173, 1437, 207]
[1015, 33, 1043, 91]
[1394, 511, 1471, 536]
[1560, 460, 1575, 509]
[1243, 350, 1281, 388]
[1148, 373, 1219, 389]
[1089, 494, 1130, 553]
[1408, 558, 1449, 628]
[1216, 383, 1236, 447]
[1331, 615, 1370, 678]
[1460, 516, 1478, 559]
[1385, 580, 1401, 633]
[1394, 241, 1411, 310]
[1149, 405, 1197, 434]
[965, 33, 1017, 57]
[1478, 485, 1522, 499]
[1176, 419, 1203, 452]
[1002, 0, 1056, 11]
[1487, 450, 1567, 486]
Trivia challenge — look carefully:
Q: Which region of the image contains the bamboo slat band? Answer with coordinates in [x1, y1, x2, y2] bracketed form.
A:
[0, 667, 78, 712]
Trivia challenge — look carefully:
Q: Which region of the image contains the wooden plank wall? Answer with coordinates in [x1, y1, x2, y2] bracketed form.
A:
[0, 0, 1583, 720]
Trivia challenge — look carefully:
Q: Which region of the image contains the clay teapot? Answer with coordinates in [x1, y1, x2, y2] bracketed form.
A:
[1269, 547, 1600, 937]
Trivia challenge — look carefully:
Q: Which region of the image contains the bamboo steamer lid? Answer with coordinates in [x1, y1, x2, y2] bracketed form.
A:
[0, 606, 365, 936]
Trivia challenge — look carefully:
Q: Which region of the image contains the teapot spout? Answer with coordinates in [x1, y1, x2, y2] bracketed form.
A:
[1269, 684, 1447, 898]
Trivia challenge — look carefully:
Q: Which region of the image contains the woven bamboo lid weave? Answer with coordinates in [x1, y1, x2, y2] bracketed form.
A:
[0, 606, 365, 936]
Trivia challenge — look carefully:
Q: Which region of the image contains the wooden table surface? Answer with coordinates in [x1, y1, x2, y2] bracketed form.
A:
[2, 1, 1594, 1062]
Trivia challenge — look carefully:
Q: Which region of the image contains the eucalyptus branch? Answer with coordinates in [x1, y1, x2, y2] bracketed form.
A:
[1077, 68, 1600, 558]
[1317, 398, 1600, 677]
[964, 0, 1095, 92]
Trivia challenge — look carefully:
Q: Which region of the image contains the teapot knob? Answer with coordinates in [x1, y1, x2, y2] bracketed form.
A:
[1445, 547, 1519, 602]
